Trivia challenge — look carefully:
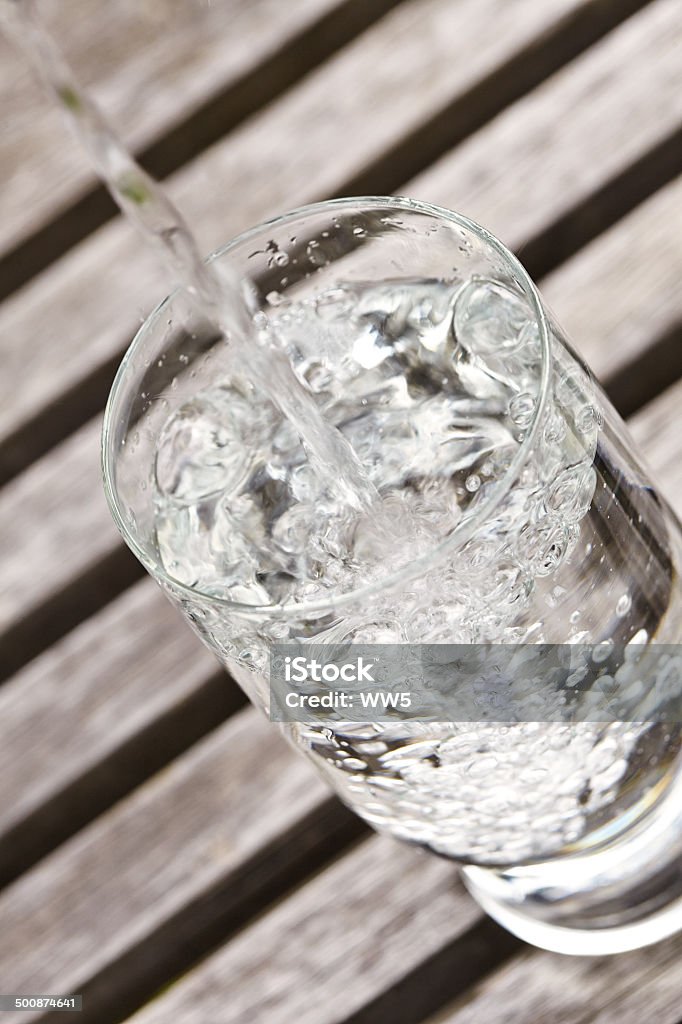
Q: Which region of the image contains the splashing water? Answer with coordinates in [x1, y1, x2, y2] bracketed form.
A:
[0, 0, 377, 511]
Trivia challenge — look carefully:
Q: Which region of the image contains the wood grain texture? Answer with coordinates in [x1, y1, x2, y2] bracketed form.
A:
[0, 707, 335, 1024]
[408, 0, 682, 255]
[0, 415, 115, 640]
[426, 932, 682, 1024]
[581, 947, 682, 1024]
[0, 577, 230, 883]
[0, 579, 212, 829]
[544, 175, 682, 372]
[0, 808, 477, 1024]
[630, 376, 682, 505]
[0, 0, 351, 260]
[0, 0, 624, 474]
[127, 837, 477, 1024]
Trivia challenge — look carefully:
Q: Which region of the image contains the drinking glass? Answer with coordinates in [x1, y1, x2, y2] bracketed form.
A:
[102, 197, 682, 954]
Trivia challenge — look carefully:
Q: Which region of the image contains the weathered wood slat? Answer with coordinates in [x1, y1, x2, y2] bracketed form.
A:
[409, 0, 682, 258]
[0, 414, 125, 678]
[580, 950, 682, 1024]
[4, 0, 645, 271]
[0, 578, 236, 885]
[0, 781, 477, 1024]
[543, 174, 682, 415]
[0, 416, 113, 632]
[0, 0, 366, 263]
[128, 838, 478, 1024]
[3, 161, 681, 679]
[0, 707, 354, 1024]
[424, 932, 682, 1024]
[630, 378, 682, 474]
[0, 0, 648, 480]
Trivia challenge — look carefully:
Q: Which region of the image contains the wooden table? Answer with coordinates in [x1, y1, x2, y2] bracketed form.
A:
[1, 1, 681, 1020]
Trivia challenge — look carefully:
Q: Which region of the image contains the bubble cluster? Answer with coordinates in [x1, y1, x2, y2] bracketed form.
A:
[151, 273, 674, 866]
[304, 719, 646, 863]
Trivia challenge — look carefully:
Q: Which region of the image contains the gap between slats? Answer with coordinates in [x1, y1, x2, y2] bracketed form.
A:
[516, 124, 682, 282]
[0, 0, 406, 305]
[94, 868, 516, 1024]
[340, 918, 522, 1024]
[0, 668, 245, 889]
[418, 917, 682, 1024]
[340, 0, 657, 202]
[68, 801, 368, 1024]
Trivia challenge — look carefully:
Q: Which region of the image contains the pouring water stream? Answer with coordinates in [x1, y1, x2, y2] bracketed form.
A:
[0, 0, 379, 512]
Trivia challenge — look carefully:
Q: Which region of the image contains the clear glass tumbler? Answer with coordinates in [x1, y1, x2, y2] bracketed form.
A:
[103, 197, 682, 954]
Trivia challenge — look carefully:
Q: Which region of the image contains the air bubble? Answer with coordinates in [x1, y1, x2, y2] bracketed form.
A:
[546, 463, 596, 523]
[544, 415, 566, 446]
[509, 392, 535, 428]
[306, 240, 327, 267]
[592, 639, 614, 664]
[516, 520, 569, 577]
[454, 279, 533, 356]
[465, 474, 481, 493]
[575, 404, 602, 434]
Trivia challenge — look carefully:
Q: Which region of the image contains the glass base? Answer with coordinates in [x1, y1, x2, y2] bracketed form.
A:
[461, 774, 682, 955]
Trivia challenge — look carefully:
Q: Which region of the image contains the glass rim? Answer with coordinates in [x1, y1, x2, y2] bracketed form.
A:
[102, 195, 553, 620]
